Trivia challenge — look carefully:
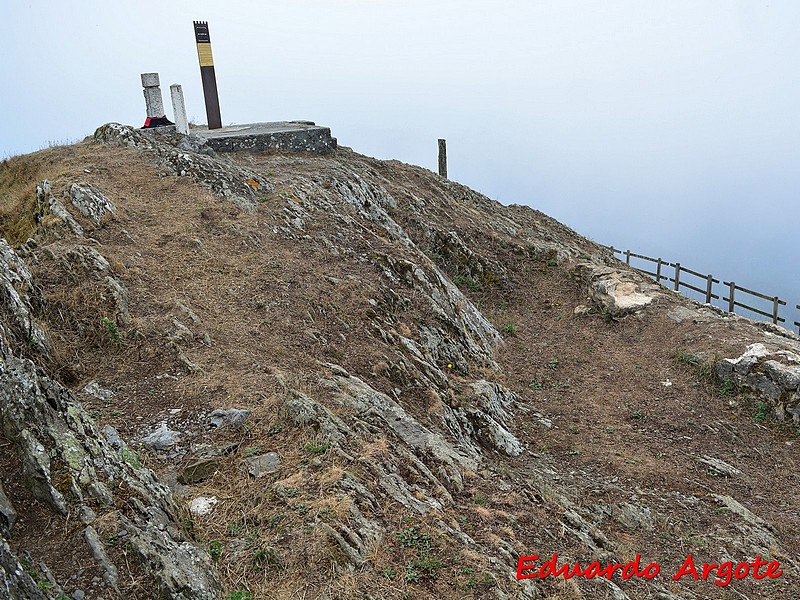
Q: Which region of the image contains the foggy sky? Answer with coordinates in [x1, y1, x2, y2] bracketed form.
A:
[1, 0, 798, 327]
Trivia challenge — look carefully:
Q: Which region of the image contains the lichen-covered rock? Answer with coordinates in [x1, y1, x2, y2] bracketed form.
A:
[0, 537, 47, 600]
[0, 238, 49, 356]
[0, 482, 16, 537]
[0, 239, 223, 599]
[66, 183, 116, 225]
[717, 343, 800, 421]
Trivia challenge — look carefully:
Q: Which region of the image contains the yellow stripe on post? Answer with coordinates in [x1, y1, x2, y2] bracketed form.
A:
[196, 43, 214, 67]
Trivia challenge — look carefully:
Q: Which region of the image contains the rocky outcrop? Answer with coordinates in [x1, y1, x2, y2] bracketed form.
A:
[717, 343, 800, 421]
[66, 183, 116, 226]
[93, 123, 273, 213]
[572, 263, 657, 317]
[0, 240, 223, 599]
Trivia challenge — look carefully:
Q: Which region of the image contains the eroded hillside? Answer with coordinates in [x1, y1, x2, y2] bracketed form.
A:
[1, 124, 799, 600]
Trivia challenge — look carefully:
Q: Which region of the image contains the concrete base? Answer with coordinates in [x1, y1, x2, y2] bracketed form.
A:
[193, 121, 336, 154]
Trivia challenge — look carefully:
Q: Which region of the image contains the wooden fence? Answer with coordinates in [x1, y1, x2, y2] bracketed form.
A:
[602, 246, 797, 333]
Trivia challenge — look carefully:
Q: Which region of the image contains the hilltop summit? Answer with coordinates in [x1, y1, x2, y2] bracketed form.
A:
[1, 124, 799, 599]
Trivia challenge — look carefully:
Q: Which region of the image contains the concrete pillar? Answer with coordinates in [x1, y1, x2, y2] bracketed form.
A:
[170, 84, 189, 134]
[141, 72, 165, 118]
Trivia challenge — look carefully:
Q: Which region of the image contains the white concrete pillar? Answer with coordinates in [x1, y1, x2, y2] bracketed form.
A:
[170, 84, 189, 134]
[141, 72, 165, 118]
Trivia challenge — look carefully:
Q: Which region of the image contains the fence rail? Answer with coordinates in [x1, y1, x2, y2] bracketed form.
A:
[605, 246, 796, 332]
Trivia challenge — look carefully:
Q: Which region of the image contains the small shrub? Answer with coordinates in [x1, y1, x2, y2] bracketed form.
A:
[473, 492, 489, 507]
[226, 592, 254, 600]
[674, 350, 702, 367]
[407, 554, 443, 579]
[120, 447, 141, 469]
[303, 442, 329, 454]
[209, 540, 223, 561]
[500, 322, 516, 336]
[529, 380, 544, 391]
[397, 527, 430, 550]
[718, 377, 737, 397]
[381, 566, 397, 580]
[101, 316, 122, 346]
[753, 402, 770, 423]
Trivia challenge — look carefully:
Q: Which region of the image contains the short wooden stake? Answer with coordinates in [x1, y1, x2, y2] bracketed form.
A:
[728, 282, 736, 313]
[438, 139, 447, 178]
[705, 274, 713, 304]
[673, 263, 681, 291]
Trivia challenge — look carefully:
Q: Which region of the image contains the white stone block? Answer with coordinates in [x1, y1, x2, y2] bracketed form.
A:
[170, 84, 189, 134]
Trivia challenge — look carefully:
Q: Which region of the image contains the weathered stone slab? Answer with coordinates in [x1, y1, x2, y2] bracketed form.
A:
[245, 452, 281, 478]
[194, 121, 337, 154]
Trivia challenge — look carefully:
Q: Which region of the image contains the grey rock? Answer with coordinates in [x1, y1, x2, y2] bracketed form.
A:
[84, 525, 119, 589]
[66, 183, 116, 225]
[207, 408, 250, 428]
[84, 381, 113, 402]
[72, 591, 86, 600]
[572, 263, 655, 317]
[609, 503, 654, 532]
[717, 343, 800, 421]
[79, 505, 97, 524]
[282, 386, 349, 443]
[64, 245, 111, 273]
[0, 238, 50, 354]
[245, 452, 281, 478]
[698, 455, 742, 477]
[178, 458, 220, 484]
[763, 359, 800, 390]
[0, 481, 16, 536]
[37, 181, 84, 236]
[141, 423, 180, 451]
[105, 277, 131, 326]
[102, 425, 122, 449]
[175, 300, 200, 324]
[123, 505, 222, 600]
[0, 537, 47, 599]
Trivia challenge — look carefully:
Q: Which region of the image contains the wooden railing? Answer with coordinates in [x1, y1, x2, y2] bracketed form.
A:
[603, 246, 796, 332]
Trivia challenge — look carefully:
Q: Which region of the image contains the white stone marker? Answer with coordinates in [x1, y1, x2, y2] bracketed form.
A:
[141, 72, 165, 118]
[170, 84, 189, 134]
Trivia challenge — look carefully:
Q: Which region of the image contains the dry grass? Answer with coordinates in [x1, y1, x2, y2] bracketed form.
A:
[0, 154, 42, 244]
[5, 137, 800, 599]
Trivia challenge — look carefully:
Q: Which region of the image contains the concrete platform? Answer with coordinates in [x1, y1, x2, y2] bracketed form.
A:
[193, 121, 337, 154]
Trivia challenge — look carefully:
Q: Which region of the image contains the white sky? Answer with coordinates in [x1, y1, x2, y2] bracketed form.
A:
[1, 1, 798, 326]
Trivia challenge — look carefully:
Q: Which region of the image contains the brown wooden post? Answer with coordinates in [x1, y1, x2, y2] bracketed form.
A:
[656, 258, 662, 283]
[772, 297, 780, 324]
[624, 250, 631, 265]
[728, 282, 735, 313]
[437, 139, 447, 178]
[705, 274, 713, 304]
[193, 21, 222, 130]
[673, 263, 681, 291]
[796, 304, 800, 334]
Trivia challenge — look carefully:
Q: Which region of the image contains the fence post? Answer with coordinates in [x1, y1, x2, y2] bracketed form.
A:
[438, 139, 447, 179]
[656, 258, 662, 283]
[796, 304, 800, 334]
[705, 274, 713, 304]
[772, 297, 780, 324]
[673, 263, 681, 291]
[625, 250, 631, 265]
[728, 282, 735, 313]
